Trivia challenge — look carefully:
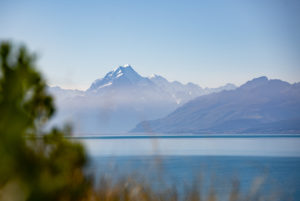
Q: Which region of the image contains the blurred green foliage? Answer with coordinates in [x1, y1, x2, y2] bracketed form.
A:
[0, 41, 91, 201]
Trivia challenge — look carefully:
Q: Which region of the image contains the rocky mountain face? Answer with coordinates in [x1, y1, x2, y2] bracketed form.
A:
[132, 76, 300, 134]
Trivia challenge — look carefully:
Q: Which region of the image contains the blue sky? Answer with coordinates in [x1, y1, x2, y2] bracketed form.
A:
[0, 0, 299, 89]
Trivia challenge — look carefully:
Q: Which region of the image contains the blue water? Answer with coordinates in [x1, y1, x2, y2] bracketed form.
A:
[80, 136, 300, 200]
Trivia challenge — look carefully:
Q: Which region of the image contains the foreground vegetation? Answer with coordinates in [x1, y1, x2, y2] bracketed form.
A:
[0, 41, 278, 201]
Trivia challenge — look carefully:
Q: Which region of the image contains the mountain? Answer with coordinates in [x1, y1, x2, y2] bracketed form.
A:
[88, 65, 153, 91]
[48, 86, 84, 101]
[149, 74, 236, 104]
[132, 76, 300, 134]
[48, 65, 236, 134]
[148, 74, 205, 104]
[203, 83, 237, 94]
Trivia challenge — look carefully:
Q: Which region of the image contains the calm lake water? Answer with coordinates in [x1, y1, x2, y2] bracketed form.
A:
[79, 135, 300, 200]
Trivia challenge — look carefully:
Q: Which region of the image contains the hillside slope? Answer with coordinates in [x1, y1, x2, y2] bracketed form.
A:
[132, 77, 300, 134]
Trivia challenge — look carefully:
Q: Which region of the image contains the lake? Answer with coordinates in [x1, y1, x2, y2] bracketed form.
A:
[79, 135, 300, 200]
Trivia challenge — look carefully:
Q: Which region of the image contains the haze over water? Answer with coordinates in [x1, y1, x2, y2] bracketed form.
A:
[81, 135, 300, 157]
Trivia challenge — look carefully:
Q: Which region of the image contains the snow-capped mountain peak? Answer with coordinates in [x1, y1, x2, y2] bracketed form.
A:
[88, 65, 149, 91]
[107, 65, 138, 80]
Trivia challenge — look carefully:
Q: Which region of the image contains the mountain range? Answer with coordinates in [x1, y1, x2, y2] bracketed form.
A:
[48, 65, 236, 134]
[49, 65, 300, 135]
[132, 76, 300, 134]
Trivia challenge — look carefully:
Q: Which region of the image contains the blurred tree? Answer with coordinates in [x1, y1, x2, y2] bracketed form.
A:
[0, 41, 91, 201]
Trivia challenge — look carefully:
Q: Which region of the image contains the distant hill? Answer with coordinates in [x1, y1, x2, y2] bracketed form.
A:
[48, 65, 236, 134]
[149, 74, 236, 104]
[132, 76, 300, 134]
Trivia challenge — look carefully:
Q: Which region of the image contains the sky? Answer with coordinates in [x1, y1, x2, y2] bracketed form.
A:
[0, 0, 299, 89]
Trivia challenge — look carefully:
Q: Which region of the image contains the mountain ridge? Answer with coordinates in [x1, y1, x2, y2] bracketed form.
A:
[132, 76, 300, 134]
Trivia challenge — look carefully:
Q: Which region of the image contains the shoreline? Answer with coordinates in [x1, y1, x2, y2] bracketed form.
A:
[69, 133, 300, 139]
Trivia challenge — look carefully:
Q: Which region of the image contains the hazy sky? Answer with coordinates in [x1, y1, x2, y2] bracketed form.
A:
[1, 0, 299, 89]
